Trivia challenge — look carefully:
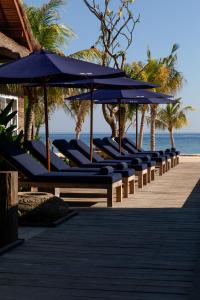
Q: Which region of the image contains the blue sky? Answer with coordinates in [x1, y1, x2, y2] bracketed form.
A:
[25, 0, 200, 133]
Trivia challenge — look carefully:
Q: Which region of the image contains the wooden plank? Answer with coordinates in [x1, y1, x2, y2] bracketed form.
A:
[0, 158, 199, 299]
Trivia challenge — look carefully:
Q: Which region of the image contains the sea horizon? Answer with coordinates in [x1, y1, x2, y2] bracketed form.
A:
[39, 132, 200, 155]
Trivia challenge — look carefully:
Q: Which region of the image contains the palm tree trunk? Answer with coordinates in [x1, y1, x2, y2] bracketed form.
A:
[150, 106, 157, 151]
[139, 110, 145, 148]
[35, 122, 41, 139]
[169, 129, 175, 148]
[24, 88, 35, 141]
[24, 101, 35, 141]
[102, 104, 117, 137]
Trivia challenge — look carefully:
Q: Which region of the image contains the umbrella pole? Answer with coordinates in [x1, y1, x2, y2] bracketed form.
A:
[90, 86, 94, 162]
[136, 104, 138, 150]
[118, 99, 122, 154]
[43, 84, 51, 172]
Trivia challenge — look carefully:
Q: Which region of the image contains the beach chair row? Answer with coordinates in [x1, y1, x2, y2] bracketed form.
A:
[0, 138, 180, 207]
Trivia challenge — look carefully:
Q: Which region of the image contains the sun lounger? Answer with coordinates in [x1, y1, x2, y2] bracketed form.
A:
[114, 137, 169, 175]
[120, 137, 179, 167]
[70, 138, 154, 184]
[53, 139, 149, 188]
[53, 139, 148, 188]
[93, 138, 155, 184]
[0, 140, 123, 207]
[24, 140, 135, 197]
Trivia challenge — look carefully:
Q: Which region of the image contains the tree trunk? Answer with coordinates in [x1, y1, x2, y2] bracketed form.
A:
[35, 122, 41, 139]
[139, 109, 145, 148]
[150, 106, 157, 151]
[169, 129, 175, 148]
[24, 88, 36, 141]
[24, 101, 35, 141]
[102, 104, 117, 137]
[76, 131, 80, 140]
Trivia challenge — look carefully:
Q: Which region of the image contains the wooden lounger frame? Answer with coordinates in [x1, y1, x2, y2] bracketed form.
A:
[148, 166, 155, 183]
[20, 179, 123, 208]
[156, 161, 166, 176]
[122, 175, 135, 198]
[135, 170, 148, 188]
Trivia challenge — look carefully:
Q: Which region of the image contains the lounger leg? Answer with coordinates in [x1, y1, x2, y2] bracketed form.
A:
[138, 172, 143, 188]
[54, 188, 60, 197]
[148, 168, 151, 183]
[116, 185, 122, 202]
[171, 158, 174, 168]
[123, 178, 129, 198]
[151, 169, 155, 181]
[31, 187, 38, 192]
[159, 163, 163, 176]
[168, 160, 171, 171]
[107, 187, 114, 207]
[143, 172, 147, 186]
[129, 179, 135, 195]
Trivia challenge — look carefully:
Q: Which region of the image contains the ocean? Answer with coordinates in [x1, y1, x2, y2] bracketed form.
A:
[40, 132, 200, 155]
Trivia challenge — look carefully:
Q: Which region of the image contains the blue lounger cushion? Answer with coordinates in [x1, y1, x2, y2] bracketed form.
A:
[0, 140, 122, 183]
[24, 140, 70, 171]
[102, 137, 154, 163]
[70, 139, 136, 165]
[123, 137, 178, 157]
[70, 139, 104, 162]
[99, 166, 114, 175]
[53, 140, 136, 174]
[119, 137, 170, 162]
[31, 171, 121, 184]
[25, 140, 133, 173]
[25, 140, 134, 177]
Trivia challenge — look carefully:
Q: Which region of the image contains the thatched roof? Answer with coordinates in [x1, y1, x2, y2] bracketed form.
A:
[0, 31, 30, 61]
[0, 0, 40, 61]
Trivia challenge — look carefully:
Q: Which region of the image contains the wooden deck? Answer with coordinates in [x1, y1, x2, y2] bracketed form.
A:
[1, 157, 200, 299]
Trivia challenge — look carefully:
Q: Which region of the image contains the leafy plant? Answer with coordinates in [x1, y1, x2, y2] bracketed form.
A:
[0, 100, 23, 143]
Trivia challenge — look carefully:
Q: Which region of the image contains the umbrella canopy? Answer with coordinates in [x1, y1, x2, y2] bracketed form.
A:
[0, 49, 125, 84]
[47, 77, 159, 89]
[26, 75, 159, 161]
[95, 98, 175, 105]
[0, 49, 124, 171]
[67, 88, 171, 101]
[66, 89, 172, 155]
[26, 76, 159, 161]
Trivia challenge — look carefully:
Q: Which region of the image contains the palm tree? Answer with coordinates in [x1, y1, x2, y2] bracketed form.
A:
[25, 0, 76, 53]
[24, 0, 76, 140]
[125, 44, 184, 150]
[155, 99, 194, 148]
[25, 1, 104, 140]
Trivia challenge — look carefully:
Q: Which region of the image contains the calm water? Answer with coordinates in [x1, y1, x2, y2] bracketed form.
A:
[40, 132, 200, 154]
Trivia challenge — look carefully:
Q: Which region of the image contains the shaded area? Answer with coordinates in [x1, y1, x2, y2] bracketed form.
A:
[0, 158, 200, 299]
[182, 179, 200, 208]
[0, 206, 200, 299]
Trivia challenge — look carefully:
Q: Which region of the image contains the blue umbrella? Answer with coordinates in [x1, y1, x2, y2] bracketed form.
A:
[0, 49, 124, 170]
[67, 88, 171, 101]
[64, 82, 161, 160]
[47, 77, 159, 89]
[29, 77, 159, 161]
[66, 89, 171, 155]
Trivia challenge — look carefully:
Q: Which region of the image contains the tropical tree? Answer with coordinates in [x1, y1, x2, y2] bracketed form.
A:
[155, 99, 194, 148]
[125, 44, 185, 150]
[83, 0, 140, 137]
[25, 0, 76, 53]
[24, 0, 76, 140]
[25, 0, 104, 140]
[64, 98, 91, 139]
